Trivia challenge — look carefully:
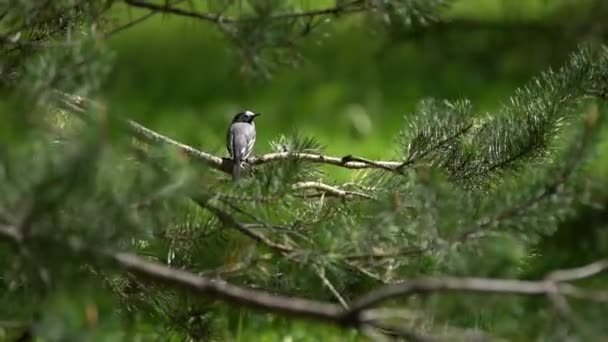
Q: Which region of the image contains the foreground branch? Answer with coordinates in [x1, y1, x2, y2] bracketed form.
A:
[1, 223, 607, 334]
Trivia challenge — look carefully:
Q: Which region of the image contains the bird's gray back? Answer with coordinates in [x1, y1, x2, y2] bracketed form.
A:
[228, 122, 256, 160]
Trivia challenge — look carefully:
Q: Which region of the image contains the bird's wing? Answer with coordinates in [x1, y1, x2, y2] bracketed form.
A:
[229, 123, 255, 160]
[243, 128, 256, 160]
[226, 129, 234, 158]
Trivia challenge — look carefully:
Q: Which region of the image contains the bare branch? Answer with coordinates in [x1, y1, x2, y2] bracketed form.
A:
[547, 259, 608, 283]
[124, 0, 231, 23]
[292, 181, 375, 199]
[264, 0, 367, 21]
[350, 277, 550, 313]
[125, 119, 227, 168]
[314, 265, 350, 309]
[545, 283, 608, 341]
[123, 0, 368, 24]
[249, 152, 402, 171]
[54, 92, 407, 174]
[341, 246, 428, 261]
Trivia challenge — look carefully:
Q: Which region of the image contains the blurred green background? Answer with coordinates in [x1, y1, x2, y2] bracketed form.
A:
[104, 0, 580, 173]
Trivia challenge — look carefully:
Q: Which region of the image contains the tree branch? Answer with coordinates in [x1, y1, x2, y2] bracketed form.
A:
[249, 152, 402, 171]
[341, 246, 428, 261]
[456, 105, 600, 242]
[292, 181, 375, 199]
[347, 274, 608, 317]
[54, 91, 407, 174]
[547, 259, 608, 283]
[123, 0, 367, 24]
[189, 195, 295, 254]
[124, 0, 230, 23]
[1, 223, 607, 333]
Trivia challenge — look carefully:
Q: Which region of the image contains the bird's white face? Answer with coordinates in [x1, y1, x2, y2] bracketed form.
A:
[244, 110, 256, 119]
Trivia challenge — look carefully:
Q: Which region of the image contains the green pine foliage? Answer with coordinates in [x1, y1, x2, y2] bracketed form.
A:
[2, 0, 608, 341]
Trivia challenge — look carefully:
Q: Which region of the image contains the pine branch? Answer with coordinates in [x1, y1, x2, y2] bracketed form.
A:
[251, 152, 403, 171]
[347, 270, 608, 315]
[190, 195, 295, 254]
[545, 284, 607, 341]
[199, 181, 375, 202]
[457, 104, 602, 242]
[106, 0, 189, 38]
[123, 0, 231, 23]
[452, 48, 608, 185]
[547, 259, 608, 282]
[341, 246, 428, 261]
[292, 181, 375, 199]
[123, 0, 367, 24]
[1, 222, 607, 337]
[54, 92, 406, 174]
[314, 265, 350, 309]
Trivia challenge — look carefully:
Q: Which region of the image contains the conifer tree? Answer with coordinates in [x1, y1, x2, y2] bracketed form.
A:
[1, 1, 608, 340]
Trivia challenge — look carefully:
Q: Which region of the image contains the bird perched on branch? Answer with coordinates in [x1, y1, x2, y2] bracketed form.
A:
[226, 110, 261, 180]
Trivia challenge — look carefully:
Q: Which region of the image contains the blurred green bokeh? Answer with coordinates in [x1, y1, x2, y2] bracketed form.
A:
[104, 0, 575, 174]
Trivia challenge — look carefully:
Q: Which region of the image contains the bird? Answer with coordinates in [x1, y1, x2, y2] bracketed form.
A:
[226, 110, 261, 180]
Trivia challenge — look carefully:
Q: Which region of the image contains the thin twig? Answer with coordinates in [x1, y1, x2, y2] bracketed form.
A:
[314, 265, 350, 309]
[341, 246, 428, 261]
[190, 196, 295, 254]
[123, 0, 367, 24]
[545, 283, 607, 342]
[124, 0, 230, 23]
[292, 181, 375, 199]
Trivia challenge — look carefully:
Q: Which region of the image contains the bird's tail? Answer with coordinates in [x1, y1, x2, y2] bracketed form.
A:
[232, 158, 241, 180]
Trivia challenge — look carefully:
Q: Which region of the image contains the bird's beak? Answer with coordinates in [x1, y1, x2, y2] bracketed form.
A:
[254, 113, 262, 117]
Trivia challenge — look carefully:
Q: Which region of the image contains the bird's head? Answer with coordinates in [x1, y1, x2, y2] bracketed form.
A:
[232, 110, 261, 123]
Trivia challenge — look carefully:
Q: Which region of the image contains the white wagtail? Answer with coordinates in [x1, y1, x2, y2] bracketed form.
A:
[226, 110, 261, 180]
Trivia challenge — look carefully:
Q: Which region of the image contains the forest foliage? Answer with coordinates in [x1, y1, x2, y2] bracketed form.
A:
[2, 0, 608, 341]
